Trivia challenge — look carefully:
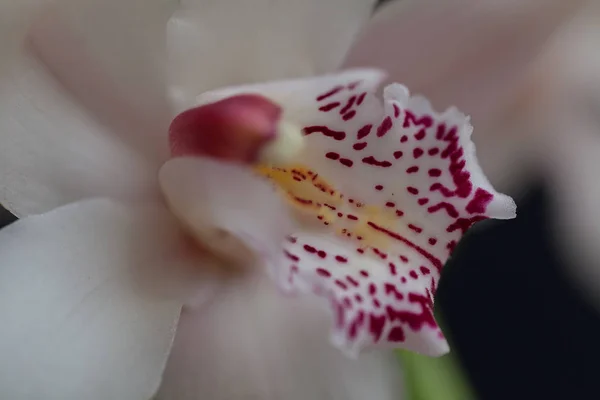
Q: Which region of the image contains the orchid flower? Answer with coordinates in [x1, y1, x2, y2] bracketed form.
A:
[0, 0, 579, 399]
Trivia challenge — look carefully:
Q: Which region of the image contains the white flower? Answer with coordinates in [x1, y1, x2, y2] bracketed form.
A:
[0, 0, 577, 399]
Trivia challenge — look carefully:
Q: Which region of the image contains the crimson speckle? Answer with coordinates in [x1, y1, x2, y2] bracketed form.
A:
[396, 210, 404, 217]
[377, 116, 393, 137]
[340, 96, 357, 115]
[357, 92, 367, 105]
[317, 250, 327, 258]
[413, 148, 424, 158]
[316, 268, 331, 277]
[393, 151, 403, 159]
[335, 255, 348, 263]
[325, 152, 340, 160]
[407, 187, 419, 195]
[347, 214, 358, 221]
[342, 110, 357, 121]
[400, 135, 408, 143]
[360, 270, 370, 277]
[319, 102, 340, 112]
[304, 126, 346, 140]
[339, 158, 354, 167]
[428, 168, 442, 177]
[347, 276, 360, 287]
[408, 224, 423, 234]
[420, 266, 431, 275]
[357, 124, 372, 139]
[414, 129, 426, 140]
[428, 238, 437, 245]
[409, 270, 418, 279]
[353, 142, 367, 150]
[386, 201, 395, 208]
[428, 147, 440, 156]
[375, 184, 384, 191]
[316, 86, 343, 101]
[335, 280, 348, 290]
[388, 263, 397, 275]
[393, 104, 401, 118]
[362, 156, 392, 168]
[418, 198, 429, 206]
[406, 166, 419, 174]
[466, 188, 494, 214]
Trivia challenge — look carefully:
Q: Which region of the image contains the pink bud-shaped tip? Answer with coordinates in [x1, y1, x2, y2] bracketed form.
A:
[169, 94, 283, 164]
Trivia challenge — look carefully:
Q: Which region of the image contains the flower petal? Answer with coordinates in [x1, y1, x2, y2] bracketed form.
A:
[279, 233, 448, 356]
[0, 0, 172, 216]
[0, 199, 209, 399]
[167, 0, 378, 110]
[198, 70, 516, 355]
[159, 157, 295, 269]
[344, 0, 586, 124]
[156, 275, 404, 400]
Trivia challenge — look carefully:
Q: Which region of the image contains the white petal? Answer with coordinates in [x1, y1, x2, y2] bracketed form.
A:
[0, 0, 174, 216]
[159, 157, 295, 269]
[0, 199, 209, 399]
[167, 0, 377, 109]
[156, 275, 404, 400]
[344, 0, 585, 125]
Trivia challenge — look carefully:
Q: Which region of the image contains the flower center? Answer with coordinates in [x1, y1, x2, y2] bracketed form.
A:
[256, 164, 399, 251]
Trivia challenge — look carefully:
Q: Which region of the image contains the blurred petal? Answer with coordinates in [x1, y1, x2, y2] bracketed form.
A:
[167, 0, 377, 109]
[533, 4, 600, 307]
[0, 0, 171, 215]
[0, 199, 210, 399]
[344, 0, 585, 124]
[156, 276, 404, 400]
[159, 157, 294, 269]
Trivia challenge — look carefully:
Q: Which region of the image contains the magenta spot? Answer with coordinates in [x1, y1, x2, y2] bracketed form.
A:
[369, 314, 386, 342]
[409, 270, 418, 279]
[393, 104, 401, 118]
[396, 210, 404, 217]
[389, 263, 397, 275]
[343, 110, 357, 121]
[428, 168, 442, 177]
[360, 270, 370, 278]
[284, 251, 299, 262]
[386, 201, 395, 208]
[362, 156, 392, 168]
[387, 327, 406, 342]
[373, 299, 381, 308]
[375, 185, 384, 191]
[317, 86, 343, 101]
[418, 198, 429, 205]
[393, 151, 403, 159]
[319, 102, 340, 112]
[304, 244, 317, 253]
[347, 214, 359, 221]
[400, 135, 408, 143]
[403, 111, 433, 128]
[347, 81, 360, 90]
[368, 283, 377, 295]
[428, 202, 459, 218]
[316, 268, 331, 277]
[400, 255, 409, 263]
[414, 129, 426, 141]
[385, 283, 404, 300]
[347, 276, 360, 287]
[357, 92, 367, 105]
[353, 142, 367, 151]
[326, 152, 340, 160]
[354, 294, 363, 302]
[413, 148, 424, 159]
[304, 126, 346, 140]
[339, 158, 354, 167]
[408, 224, 423, 234]
[420, 266, 431, 275]
[357, 124, 372, 139]
[428, 147, 440, 156]
[428, 238, 438, 246]
[401, 277, 407, 283]
[466, 188, 494, 214]
[377, 116, 393, 137]
[340, 95, 357, 115]
[335, 280, 348, 290]
[407, 187, 419, 195]
[406, 166, 419, 174]
[317, 250, 327, 258]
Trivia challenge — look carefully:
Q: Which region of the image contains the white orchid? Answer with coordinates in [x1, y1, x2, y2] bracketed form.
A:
[0, 0, 579, 399]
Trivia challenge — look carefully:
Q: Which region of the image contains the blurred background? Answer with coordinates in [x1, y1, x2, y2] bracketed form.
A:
[3, 0, 600, 399]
